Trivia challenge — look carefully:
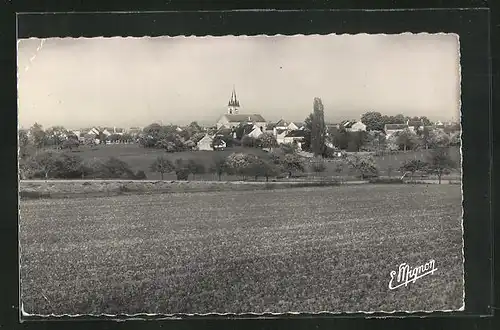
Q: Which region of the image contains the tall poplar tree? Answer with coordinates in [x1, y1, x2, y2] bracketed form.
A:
[311, 97, 326, 156]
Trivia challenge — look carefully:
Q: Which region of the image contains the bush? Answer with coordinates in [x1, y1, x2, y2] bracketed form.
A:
[368, 177, 404, 184]
[101, 157, 137, 179]
[175, 168, 190, 180]
[241, 136, 259, 148]
[134, 170, 147, 180]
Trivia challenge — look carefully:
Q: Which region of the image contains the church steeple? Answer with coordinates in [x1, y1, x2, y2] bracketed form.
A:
[227, 85, 240, 114]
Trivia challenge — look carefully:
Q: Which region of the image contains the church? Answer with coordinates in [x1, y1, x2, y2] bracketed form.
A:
[216, 87, 267, 131]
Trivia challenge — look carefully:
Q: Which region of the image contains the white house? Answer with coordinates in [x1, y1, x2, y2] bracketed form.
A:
[406, 120, 424, 133]
[247, 126, 263, 139]
[196, 134, 214, 151]
[282, 130, 305, 150]
[275, 129, 288, 145]
[87, 127, 100, 135]
[287, 122, 299, 131]
[213, 139, 227, 150]
[384, 124, 408, 137]
[342, 120, 367, 132]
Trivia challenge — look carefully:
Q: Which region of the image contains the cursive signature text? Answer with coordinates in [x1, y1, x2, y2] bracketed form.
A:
[389, 259, 437, 290]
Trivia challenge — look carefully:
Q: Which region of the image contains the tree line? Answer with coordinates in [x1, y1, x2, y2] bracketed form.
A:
[299, 101, 460, 156]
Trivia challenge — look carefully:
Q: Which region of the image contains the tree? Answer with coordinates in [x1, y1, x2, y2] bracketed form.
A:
[107, 133, 121, 143]
[209, 156, 229, 181]
[428, 129, 451, 148]
[241, 136, 258, 148]
[311, 159, 327, 175]
[336, 129, 352, 150]
[332, 159, 347, 181]
[79, 158, 105, 179]
[302, 113, 314, 151]
[347, 155, 379, 180]
[425, 147, 457, 184]
[61, 138, 80, 150]
[97, 131, 107, 145]
[18, 130, 34, 159]
[449, 132, 461, 146]
[183, 140, 196, 150]
[247, 156, 280, 181]
[225, 152, 253, 180]
[102, 157, 136, 179]
[156, 139, 177, 152]
[385, 135, 400, 151]
[395, 129, 419, 151]
[29, 123, 47, 149]
[135, 170, 147, 180]
[258, 132, 278, 149]
[173, 158, 190, 180]
[280, 143, 298, 155]
[28, 151, 59, 179]
[400, 159, 428, 180]
[310, 97, 326, 156]
[119, 133, 133, 143]
[53, 153, 84, 178]
[361, 111, 385, 131]
[419, 116, 432, 126]
[235, 123, 254, 140]
[150, 156, 174, 180]
[281, 153, 305, 178]
[45, 126, 68, 147]
[187, 159, 205, 180]
[418, 126, 432, 149]
[393, 114, 406, 124]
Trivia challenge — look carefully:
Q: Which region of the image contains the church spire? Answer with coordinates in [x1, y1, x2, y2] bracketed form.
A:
[227, 85, 240, 114]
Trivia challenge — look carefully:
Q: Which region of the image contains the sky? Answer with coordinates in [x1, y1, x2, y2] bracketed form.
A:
[17, 34, 461, 130]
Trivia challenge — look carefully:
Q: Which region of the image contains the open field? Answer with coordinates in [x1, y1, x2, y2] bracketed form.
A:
[19, 184, 464, 315]
[51, 144, 461, 181]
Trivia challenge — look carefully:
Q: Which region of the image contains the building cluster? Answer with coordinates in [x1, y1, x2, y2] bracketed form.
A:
[23, 86, 459, 151]
[197, 87, 308, 151]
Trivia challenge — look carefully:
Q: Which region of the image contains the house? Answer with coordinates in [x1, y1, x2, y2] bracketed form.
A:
[196, 134, 214, 151]
[86, 127, 100, 136]
[247, 126, 263, 139]
[384, 124, 408, 137]
[213, 138, 227, 150]
[275, 128, 289, 145]
[216, 87, 267, 130]
[282, 130, 306, 150]
[287, 122, 305, 131]
[341, 120, 367, 132]
[127, 127, 142, 136]
[406, 120, 424, 133]
[272, 119, 290, 137]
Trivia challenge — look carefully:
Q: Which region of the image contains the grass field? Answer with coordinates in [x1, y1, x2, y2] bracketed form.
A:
[61, 144, 461, 181]
[19, 184, 464, 315]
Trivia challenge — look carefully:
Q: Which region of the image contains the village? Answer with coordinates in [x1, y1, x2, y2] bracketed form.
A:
[19, 87, 460, 156]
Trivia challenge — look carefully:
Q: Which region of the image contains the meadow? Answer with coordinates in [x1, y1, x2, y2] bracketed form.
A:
[19, 184, 464, 315]
[62, 144, 462, 181]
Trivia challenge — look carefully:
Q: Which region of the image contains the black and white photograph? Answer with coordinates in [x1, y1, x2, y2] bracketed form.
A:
[17, 33, 464, 316]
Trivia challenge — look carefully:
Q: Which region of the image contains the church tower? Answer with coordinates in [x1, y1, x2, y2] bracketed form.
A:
[227, 86, 240, 115]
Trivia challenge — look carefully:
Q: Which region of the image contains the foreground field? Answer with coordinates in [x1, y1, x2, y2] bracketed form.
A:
[19, 184, 464, 315]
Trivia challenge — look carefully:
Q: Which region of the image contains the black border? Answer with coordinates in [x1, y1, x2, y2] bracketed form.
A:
[1, 1, 496, 329]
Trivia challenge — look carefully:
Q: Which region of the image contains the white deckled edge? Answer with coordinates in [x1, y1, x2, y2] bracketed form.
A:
[19, 31, 466, 320]
[456, 31, 466, 312]
[20, 32, 456, 40]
